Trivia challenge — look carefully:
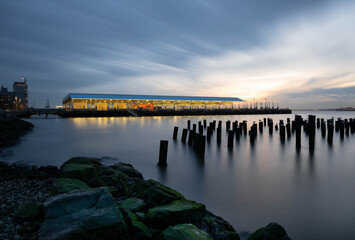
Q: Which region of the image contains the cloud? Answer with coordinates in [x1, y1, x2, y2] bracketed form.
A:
[1, 0, 354, 108]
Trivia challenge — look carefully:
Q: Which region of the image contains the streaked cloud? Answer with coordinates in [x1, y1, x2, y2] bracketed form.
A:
[0, 0, 354, 108]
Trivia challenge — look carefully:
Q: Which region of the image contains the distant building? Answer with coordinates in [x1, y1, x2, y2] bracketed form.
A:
[63, 93, 243, 111]
[0, 78, 28, 110]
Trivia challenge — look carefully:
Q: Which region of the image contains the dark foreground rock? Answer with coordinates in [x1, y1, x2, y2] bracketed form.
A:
[0, 113, 33, 148]
[0, 157, 292, 240]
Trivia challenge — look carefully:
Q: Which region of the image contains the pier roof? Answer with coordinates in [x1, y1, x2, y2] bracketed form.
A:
[65, 93, 243, 102]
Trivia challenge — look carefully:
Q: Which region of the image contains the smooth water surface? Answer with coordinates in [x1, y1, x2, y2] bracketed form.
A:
[1, 111, 355, 240]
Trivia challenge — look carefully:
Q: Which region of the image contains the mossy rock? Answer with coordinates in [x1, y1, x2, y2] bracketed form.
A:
[247, 223, 291, 240]
[53, 178, 91, 195]
[146, 200, 206, 228]
[15, 201, 44, 222]
[130, 179, 185, 207]
[112, 162, 143, 180]
[97, 166, 129, 195]
[158, 223, 213, 240]
[121, 208, 152, 240]
[196, 211, 238, 240]
[60, 163, 97, 183]
[117, 198, 145, 212]
[39, 187, 129, 240]
[63, 157, 102, 167]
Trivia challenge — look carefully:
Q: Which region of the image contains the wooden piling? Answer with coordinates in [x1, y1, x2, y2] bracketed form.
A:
[295, 115, 302, 149]
[187, 120, 191, 130]
[193, 124, 196, 132]
[226, 120, 231, 131]
[207, 126, 212, 141]
[228, 130, 234, 148]
[217, 127, 221, 144]
[243, 121, 247, 136]
[259, 121, 263, 133]
[203, 119, 207, 129]
[199, 125, 203, 135]
[181, 128, 188, 142]
[188, 129, 195, 145]
[280, 120, 285, 142]
[308, 115, 315, 152]
[158, 140, 168, 166]
[173, 126, 179, 140]
[286, 122, 291, 139]
[263, 118, 266, 126]
[327, 123, 334, 145]
[340, 120, 344, 140]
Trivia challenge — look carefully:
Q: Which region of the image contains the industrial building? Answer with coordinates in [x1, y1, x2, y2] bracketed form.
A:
[0, 78, 28, 110]
[63, 93, 243, 111]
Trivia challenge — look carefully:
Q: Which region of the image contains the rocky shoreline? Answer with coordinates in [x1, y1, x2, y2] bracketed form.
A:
[0, 157, 291, 240]
[0, 110, 33, 148]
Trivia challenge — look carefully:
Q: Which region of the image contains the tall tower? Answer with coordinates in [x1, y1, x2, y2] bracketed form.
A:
[13, 77, 28, 110]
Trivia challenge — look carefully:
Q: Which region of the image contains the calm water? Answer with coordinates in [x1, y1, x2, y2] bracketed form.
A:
[1, 111, 355, 240]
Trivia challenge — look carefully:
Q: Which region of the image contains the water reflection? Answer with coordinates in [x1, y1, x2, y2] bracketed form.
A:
[2, 111, 355, 240]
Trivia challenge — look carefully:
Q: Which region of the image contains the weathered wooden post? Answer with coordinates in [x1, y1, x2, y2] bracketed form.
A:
[181, 128, 188, 142]
[218, 120, 222, 130]
[228, 130, 234, 149]
[243, 120, 247, 136]
[295, 115, 302, 149]
[308, 115, 315, 152]
[199, 135, 206, 158]
[226, 120, 231, 131]
[207, 126, 212, 142]
[187, 120, 191, 130]
[321, 119, 326, 138]
[327, 121, 334, 145]
[235, 126, 240, 142]
[188, 128, 195, 145]
[280, 120, 285, 143]
[340, 120, 344, 140]
[345, 121, 350, 136]
[158, 140, 168, 166]
[193, 124, 196, 133]
[286, 122, 291, 139]
[217, 127, 221, 144]
[173, 126, 179, 140]
[213, 120, 216, 130]
[263, 118, 266, 126]
[232, 121, 237, 133]
[259, 120, 263, 133]
[317, 118, 320, 128]
[199, 124, 203, 134]
[269, 120, 273, 135]
[291, 120, 295, 134]
[275, 124, 279, 131]
[203, 119, 207, 129]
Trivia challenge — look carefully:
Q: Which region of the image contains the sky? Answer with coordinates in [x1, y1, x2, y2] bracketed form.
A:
[0, 0, 354, 109]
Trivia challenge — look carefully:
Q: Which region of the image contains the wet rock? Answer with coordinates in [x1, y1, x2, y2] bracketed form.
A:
[146, 200, 206, 228]
[53, 178, 90, 195]
[39, 187, 128, 240]
[60, 157, 101, 183]
[14, 201, 43, 222]
[158, 223, 213, 240]
[247, 223, 291, 240]
[197, 211, 239, 240]
[121, 208, 152, 240]
[130, 179, 185, 207]
[112, 162, 143, 181]
[117, 198, 145, 212]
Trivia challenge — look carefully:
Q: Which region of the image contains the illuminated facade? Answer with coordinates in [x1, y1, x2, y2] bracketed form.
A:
[0, 78, 28, 110]
[63, 93, 243, 111]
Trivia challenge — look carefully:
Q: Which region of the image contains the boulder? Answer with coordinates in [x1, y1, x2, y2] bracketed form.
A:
[130, 179, 185, 207]
[97, 166, 129, 195]
[39, 187, 128, 240]
[121, 208, 152, 240]
[158, 223, 213, 240]
[15, 201, 44, 222]
[145, 200, 206, 228]
[117, 198, 145, 212]
[60, 163, 97, 183]
[53, 178, 91, 195]
[112, 162, 143, 180]
[247, 223, 291, 240]
[197, 211, 239, 240]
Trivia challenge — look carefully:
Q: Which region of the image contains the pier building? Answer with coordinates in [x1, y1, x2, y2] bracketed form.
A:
[63, 93, 243, 111]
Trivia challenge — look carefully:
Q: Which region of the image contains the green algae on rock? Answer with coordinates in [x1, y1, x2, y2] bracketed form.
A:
[159, 223, 213, 240]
